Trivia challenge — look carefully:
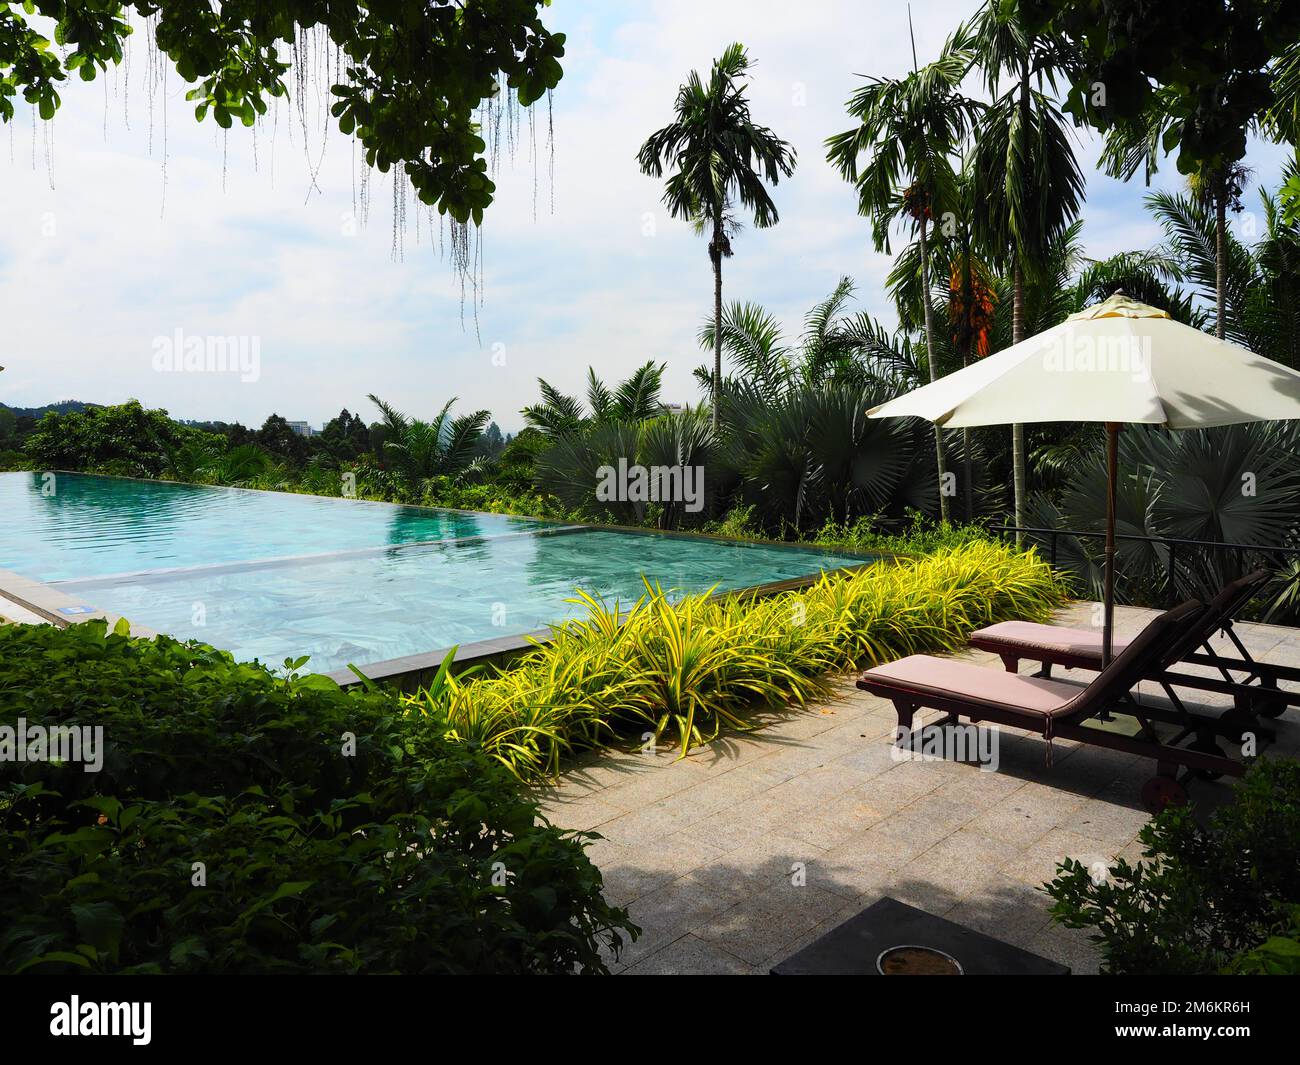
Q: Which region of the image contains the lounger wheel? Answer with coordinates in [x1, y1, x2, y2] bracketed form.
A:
[1218, 704, 1256, 741]
[1140, 774, 1188, 814]
[1188, 735, 1228, 781]
[1252, 685, 1288, 719]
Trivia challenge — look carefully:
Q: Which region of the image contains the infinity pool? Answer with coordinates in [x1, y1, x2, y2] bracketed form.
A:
[0, 472, 870, 674]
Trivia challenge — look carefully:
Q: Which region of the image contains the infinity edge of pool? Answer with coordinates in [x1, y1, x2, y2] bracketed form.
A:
[0, 471, 881, 685]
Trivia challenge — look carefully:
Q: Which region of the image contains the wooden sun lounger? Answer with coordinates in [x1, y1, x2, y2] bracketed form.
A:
[856, 601, 1247, 812]
[968, 569, 1299, 725]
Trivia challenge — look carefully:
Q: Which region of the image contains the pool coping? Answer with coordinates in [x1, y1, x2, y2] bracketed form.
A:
[0, 567, 160, 637]
[1, 470, 890, 688]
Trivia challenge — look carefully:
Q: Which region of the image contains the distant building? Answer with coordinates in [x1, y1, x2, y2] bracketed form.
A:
[286, 420, 316, 438]
[663, 403, 687, 415]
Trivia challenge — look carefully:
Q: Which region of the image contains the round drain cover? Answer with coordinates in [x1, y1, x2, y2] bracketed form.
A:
[876, 945, 964, 975]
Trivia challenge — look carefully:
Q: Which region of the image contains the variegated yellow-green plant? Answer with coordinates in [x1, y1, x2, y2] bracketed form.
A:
[402, 541, 1069, 781]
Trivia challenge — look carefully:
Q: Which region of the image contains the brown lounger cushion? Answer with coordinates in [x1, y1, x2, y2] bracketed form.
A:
[862, 655, 1087, 719]
[969, 621, 1130, 661]
[969, 572, 1268, 668]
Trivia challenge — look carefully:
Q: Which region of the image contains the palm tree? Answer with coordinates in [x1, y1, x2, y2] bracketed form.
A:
[637, 43, 796, 430]
[968, 0, 1086, 540]
[1146, 171, 1300, 367]
[534, 408, 715, 530]
[886, 163, 998, 521]
[206, 443, 274, 486]
[156, 439, 215, 483]
[826, 26, 982, 522]
[689, 278, 997, 532]
[367, 394, 490, 492]
[521, 361, 667, 438]
[1028, 421, 1300, 608]
[698, 276, 931, 402]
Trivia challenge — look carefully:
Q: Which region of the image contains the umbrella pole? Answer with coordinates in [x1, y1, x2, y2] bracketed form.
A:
[1103, 422, 1121, 666]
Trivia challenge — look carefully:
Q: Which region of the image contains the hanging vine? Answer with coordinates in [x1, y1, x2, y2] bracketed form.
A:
[0, 1, 565, 312]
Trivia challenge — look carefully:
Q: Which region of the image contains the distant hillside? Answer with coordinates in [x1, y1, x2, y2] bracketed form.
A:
[0, 400, 100, 419]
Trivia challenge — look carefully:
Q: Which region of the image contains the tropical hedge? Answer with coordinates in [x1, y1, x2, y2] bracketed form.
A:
[0, 621, 635, 974]
[404, 540, 1069, 779]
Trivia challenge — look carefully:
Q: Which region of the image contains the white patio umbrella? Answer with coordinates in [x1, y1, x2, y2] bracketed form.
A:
[867, 292, 1300, 662]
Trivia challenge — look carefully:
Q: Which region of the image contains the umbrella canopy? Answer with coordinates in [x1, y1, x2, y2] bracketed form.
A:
[868, 293, 1300, 428]
[867, 293, 1300, 661]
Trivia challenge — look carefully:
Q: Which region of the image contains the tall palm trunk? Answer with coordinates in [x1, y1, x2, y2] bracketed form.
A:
[959, 245, 975, 522]
[711, 217, 724, 432]
[1011, 261, 1027, 547]
[962, 417, 973, 520]
[1010, 57, 1031, 548]
[918, 215, 951, 522]
[1215, 187, 1227, 341]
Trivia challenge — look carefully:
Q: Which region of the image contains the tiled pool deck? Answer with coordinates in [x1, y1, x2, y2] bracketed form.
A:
[539, 602, 1300, 975]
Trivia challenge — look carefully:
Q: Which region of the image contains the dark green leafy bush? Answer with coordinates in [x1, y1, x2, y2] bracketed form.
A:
[22, 400, 219, 477]
[1225, 907, 1300, 974]
[1046, 759, 1300, 974]
[0, 621, 635, 973]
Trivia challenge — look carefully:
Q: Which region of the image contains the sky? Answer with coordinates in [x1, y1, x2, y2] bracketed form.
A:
[0, 0, 1291, 433]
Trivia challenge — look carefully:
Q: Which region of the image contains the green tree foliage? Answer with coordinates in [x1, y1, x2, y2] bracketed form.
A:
[1027, 0, 1300, 179]
[1029, 0, 1300, 330]
[0, 1, 565, 225]
[254, 413, 311, 465]
[1026, 421, 1300, 608]
[694, 278, 1000, 532]
[316, 408, 371, 463]
[22, 399, 217, 476]
[475, 420, 506, 459]
[533, 407, 714, 529]
[1145, 174, 1300, 368]
[966, 1, 1086, 536]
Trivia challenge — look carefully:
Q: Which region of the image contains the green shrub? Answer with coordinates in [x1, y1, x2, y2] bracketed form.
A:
[1225, 907, 1300, 974]
[701, 503, 760, 539]
[405, 541, 1068, 780]
[419, 475, 571, 520]
[1046, 759, 1300, 974]
[0, 622, 635, 974]
[809, 512, 995, 556]
[23, 400, 219, 477]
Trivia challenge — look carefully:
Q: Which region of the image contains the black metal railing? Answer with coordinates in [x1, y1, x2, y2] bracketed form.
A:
[989, 524, 1300, 608]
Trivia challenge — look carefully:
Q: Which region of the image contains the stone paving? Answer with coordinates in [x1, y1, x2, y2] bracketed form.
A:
[538, 602, 1300, 975]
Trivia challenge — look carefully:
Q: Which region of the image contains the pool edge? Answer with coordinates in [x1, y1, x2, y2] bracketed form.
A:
[323, 562, 880, 693]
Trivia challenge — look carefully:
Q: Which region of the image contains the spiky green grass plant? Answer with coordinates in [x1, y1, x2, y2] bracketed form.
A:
[402, 542, 1068, 781]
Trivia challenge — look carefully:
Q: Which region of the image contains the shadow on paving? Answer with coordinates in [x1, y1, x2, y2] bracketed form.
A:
[594, 855, 1102, 976]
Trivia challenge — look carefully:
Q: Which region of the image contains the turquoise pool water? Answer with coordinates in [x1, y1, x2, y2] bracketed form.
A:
[0, 472, 870, 674]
